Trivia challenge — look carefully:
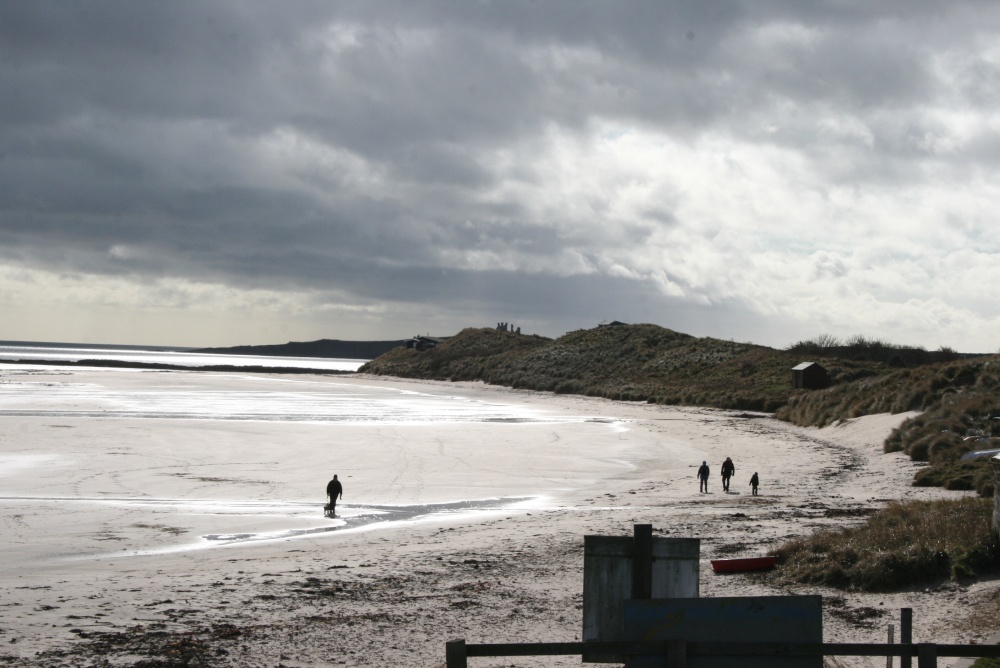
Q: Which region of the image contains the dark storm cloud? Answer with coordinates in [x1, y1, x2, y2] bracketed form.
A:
[1, 1, 999, 349]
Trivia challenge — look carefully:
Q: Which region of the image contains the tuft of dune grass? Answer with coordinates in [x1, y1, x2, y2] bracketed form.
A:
[772, 498, 1000, 592]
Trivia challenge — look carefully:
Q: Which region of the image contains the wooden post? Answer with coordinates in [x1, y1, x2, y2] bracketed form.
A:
[916, 643, 937, 668]
[887, 623, 895, 668]
[446, 638, 467, 668]
[993, 455, 1000, 534]
[667, 639, 687, 667]
[901, 608, 913, 668]
[632, 524, 653, 599]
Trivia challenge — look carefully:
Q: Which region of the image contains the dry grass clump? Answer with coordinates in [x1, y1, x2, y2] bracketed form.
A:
[885, 392, 1000, 460]
[772, 498, 1000, 591]
[913, 458, 995, 496]
[883, 389, 1000, 496]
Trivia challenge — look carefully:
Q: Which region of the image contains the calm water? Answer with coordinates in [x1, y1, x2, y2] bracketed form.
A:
[0, 341, 366, 372]
[0, 342, 604, 425]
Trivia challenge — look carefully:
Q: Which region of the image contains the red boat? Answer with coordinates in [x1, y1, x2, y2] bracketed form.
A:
[710, 556, 777, 573]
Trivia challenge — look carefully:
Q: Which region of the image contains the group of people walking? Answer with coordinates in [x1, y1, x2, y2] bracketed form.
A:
[697, 457, 759, 495]
[325, 458, 760, 519]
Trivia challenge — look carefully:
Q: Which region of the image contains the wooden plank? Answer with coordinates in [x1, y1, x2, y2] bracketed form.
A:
[582, 535, 632, 646]
[902, 608, 913, 668]
[445, 639, 467, 668]
[458, 641, 1000, 659]
[888, 623, 895, 668]
[667, 640, 687, 668]
[583, 535, 701, 559]
[583, 535, 634, 557]
[624, 596, 822, 668]
[917, 644, 937, 668]
[632, 524, 653, 599]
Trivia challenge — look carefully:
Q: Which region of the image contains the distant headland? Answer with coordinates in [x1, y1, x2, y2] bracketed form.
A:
[194, 339, 409, 360]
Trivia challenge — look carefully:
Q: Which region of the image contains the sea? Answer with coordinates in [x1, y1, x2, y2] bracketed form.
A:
[0, 340, 605, 425]
[0, 340, 617, 558]
[0, 340, 366, 373]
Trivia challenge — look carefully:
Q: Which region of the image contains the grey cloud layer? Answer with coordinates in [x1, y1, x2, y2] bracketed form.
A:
[1, 2, 998, 348]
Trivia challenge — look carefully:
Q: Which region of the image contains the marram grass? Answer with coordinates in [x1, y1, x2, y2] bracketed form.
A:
[773, 498, 1000, 591]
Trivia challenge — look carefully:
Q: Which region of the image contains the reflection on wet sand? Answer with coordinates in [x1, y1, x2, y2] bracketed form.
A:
[203, 497, 533, 544]
[0, 494, 533, 562]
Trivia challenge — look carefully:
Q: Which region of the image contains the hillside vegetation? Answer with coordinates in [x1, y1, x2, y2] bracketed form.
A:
[776, 355, 1000, 495]
[776, 356, 1000, 428]
[785, 332, 963, 368]
[361, 324, 886, 413]
[363, 325, 1000, 495]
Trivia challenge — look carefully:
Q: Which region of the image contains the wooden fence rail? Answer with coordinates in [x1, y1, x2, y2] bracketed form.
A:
[445, 639, 1000, 668]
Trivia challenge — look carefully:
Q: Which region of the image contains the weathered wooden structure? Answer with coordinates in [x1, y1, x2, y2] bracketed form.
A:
[582, 525, 699, 662]
[791, 361, 830, 389]
[446, 607, 991, 668]
[993, 455, 1000, 534]
[444, 638, 1000, 667]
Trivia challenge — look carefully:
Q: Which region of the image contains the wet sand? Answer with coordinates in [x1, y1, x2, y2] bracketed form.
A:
[0, 366, 989, 667]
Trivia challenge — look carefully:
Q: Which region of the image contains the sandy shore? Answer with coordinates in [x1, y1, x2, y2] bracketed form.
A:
[0, 367, 992, 667]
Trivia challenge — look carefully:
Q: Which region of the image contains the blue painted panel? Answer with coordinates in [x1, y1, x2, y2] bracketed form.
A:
[624, 596, 822, 668]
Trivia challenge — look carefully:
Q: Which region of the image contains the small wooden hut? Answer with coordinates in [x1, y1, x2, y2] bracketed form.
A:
[791, 362, 830, 390]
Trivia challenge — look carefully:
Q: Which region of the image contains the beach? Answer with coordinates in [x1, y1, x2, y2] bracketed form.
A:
[0, 365, 990, 667]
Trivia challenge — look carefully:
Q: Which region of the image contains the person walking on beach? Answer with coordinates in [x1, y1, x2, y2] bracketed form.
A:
[326, 474, 343, 517]
[697, 461, 710, 493]
[721, 457, 735, 492]
[749, 472, 760, 496]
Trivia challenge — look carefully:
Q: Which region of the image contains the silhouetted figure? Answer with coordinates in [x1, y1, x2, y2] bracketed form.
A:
[749, 472, 759, 496]
[697, 461, 710, 493]
[721, 457, 736, 492]
[326, 474, 343, 517]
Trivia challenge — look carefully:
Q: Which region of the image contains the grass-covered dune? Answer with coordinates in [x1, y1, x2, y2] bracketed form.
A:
[776, 356, 1000, 429]
[776, 355, 1000, 495]
[361, 324, 887, 413]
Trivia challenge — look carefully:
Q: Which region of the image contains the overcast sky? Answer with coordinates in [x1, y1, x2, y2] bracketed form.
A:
[2, 2, 998, 352]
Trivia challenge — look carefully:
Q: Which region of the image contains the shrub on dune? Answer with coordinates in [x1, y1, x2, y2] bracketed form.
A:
[772, 498, 1000, 591]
